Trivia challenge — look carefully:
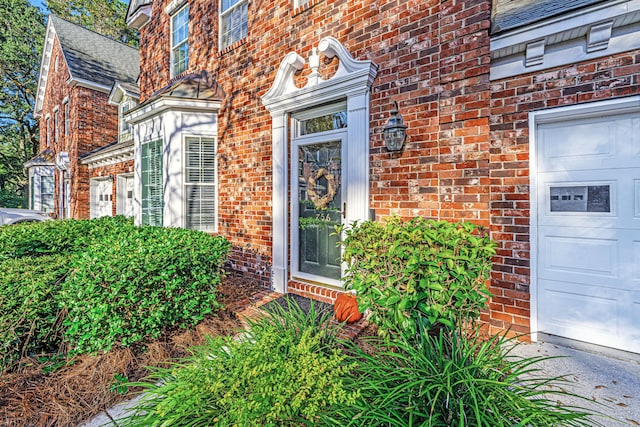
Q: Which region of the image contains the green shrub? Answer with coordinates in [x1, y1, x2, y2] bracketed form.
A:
[340, 217, 495, 338]
[61, 226, 230, 354]
[0, 255, 69, 370]
[327, 326, 600, 427]
[0, 215, 134, 260]
[120, 301, 359, 427]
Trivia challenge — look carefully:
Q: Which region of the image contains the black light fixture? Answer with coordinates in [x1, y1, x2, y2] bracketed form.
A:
[383, 101, 407, 152]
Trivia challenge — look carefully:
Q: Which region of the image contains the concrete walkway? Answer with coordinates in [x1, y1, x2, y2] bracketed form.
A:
[509, 339, 640, 427]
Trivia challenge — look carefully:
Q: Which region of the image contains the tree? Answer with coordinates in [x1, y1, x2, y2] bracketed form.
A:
[0, 0, 45, 207]
[46, 0, 138, 47]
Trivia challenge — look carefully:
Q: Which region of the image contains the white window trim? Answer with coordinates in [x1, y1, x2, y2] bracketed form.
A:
[53, 107, 59, 142]
[170, 5, 189, 77]
[182, 134, 218, 232]
[219, 0, 248, 50]
[261, 36, 378, 293]
[63, 99, 69, 136]
[45, 116, 51, 147]
[528, 95, 640, 343]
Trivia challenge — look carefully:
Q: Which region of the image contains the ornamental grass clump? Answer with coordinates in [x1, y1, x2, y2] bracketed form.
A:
[120, 300, 359, 427]
[325, 324, 601, 427]
[340, 216, 496, 339]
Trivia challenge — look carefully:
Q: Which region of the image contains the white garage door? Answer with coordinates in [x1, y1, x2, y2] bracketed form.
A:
[536, 111, 640, 353]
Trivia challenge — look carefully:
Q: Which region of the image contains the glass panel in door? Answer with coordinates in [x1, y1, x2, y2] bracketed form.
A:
[298, 140, 342, 280]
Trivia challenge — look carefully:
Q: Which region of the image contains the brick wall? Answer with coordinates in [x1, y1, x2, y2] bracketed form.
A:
[488, 50, 640, 334]
[38, 34, 119, 219]
[138, 0, 493, 298]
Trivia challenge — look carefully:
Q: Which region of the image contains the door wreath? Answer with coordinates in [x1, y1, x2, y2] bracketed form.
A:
[304, 166, 340, 210]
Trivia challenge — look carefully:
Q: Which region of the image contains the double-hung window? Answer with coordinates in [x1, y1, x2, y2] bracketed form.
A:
[141, 139, 163, 226]
[171, 6, 189, 76]
[120, 99, 134, 138]
[54, 108, 59, 142]
[220, 0, 247, 49]
[40, 176, 54, 212]
[184, 136, 216, 231]
[64, 101, 69, 136]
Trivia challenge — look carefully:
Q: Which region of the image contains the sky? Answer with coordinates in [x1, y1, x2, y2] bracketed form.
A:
[29, 0, 46, 10]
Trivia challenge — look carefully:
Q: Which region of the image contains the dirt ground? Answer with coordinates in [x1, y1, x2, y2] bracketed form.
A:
[0, 274, 265, 427]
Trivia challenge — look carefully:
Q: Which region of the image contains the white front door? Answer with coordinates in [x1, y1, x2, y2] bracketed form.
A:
[91, 178, 113, 218]
[535, 111, 640, 353]
[117, 174, 135, 217]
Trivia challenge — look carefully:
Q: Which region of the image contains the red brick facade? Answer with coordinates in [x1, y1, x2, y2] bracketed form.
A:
[130, 0, 640, 338]
[136, 0, 493, 291]
[38, 36, 119, 219]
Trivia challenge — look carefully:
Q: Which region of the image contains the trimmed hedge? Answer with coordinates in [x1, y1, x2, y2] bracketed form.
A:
[0, 215, 134, 260]
[62, 226, 230, 354]
[0, 217, 230, 369]
[0, 255, 69, 369]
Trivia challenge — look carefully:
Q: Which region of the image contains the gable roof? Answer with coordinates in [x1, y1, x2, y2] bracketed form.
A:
[491, 0, 607, 34]
[34, 15, 140, 117]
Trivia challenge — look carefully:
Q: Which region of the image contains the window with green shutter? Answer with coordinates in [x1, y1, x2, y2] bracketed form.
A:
[141, 139, 163, 226]
[184, 136, 216, 232]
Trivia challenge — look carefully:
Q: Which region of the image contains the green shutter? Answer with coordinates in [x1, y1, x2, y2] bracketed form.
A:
[185, 137, 216, 231]
[141, 139, 163, 226]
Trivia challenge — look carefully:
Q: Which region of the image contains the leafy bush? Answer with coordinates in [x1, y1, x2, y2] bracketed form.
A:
[327, 325, 599, 426]
[0, 216, 230, 367]
[61, 225, 230, 354]
[0, 255, 69, 370]
[120, 301, 359, 427]
[340, 217, 496, 338]
[0, 215, 134, 260]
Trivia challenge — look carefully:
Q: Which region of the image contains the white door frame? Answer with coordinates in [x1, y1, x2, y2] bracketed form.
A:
[528, 95, 640, 342]
[262, 37, 377, 293]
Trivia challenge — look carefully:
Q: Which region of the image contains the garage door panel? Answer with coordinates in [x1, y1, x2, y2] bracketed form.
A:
[538, 114, 640, 172]
[539, 280, 619, 334]
[538, 280, 640, 353]
[542, 234, 617, 277]
[536, 109, 640, 353]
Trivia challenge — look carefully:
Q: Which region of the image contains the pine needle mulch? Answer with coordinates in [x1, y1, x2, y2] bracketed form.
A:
[0, 274, 265, 427]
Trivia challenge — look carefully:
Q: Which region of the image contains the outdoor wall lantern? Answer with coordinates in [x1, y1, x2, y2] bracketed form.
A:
[383, 101, 407, 152]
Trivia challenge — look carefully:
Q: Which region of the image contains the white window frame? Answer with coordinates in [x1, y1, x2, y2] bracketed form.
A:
[53, 107, 59, 142]
[45, 116, 51, 147]
[141, 138, 164, 226]
[219, 0, 248, 50]
[183, 135, 218, 232]
[40, 175, 54, 213]
[120, 98, 135, 139]
[64, 100, 69, 136]
[170, 5, 189, 77]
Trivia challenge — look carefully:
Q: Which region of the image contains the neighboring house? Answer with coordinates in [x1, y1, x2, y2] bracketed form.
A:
[28, 15, 139, 219]
[121, 0, 639, 353]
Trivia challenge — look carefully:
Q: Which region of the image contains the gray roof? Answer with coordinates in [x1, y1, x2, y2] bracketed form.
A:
[491, 0, 608, 34]
[24, 149, 55, 167]
[51, 15, 139, 87]
[131, 71, 225, 112]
